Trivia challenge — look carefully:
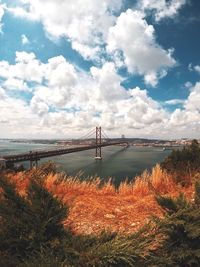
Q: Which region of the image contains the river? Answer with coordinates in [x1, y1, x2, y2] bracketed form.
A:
[0, 140, 171, 185]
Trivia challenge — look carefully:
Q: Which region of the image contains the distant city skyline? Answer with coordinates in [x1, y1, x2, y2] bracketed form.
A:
[0, 0, 200, 139]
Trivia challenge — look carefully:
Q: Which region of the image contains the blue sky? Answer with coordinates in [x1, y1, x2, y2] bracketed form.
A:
[0, 0, 200, 139]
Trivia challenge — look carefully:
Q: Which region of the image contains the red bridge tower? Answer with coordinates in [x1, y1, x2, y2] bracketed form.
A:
[95, 126, 102, 160]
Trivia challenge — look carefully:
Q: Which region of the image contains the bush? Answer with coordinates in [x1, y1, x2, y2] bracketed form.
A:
[0, 175, 68, 264]
[77, 228, 153, 267]
[152, 181, 200, 267]
[161, 140, 200, 184]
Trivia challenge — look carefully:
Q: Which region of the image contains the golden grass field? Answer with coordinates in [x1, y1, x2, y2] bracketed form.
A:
[6, 164, 195, 235]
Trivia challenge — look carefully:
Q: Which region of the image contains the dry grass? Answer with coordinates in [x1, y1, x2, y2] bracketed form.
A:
[4, 164, 194, 235]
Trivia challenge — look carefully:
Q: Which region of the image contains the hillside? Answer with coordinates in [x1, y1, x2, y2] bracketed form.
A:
[4, 164, 194, 235]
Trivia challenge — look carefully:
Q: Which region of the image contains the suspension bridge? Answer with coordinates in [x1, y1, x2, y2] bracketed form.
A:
[0, 127, 128, 169]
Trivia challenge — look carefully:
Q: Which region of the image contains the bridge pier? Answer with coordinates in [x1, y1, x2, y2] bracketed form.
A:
[29, 151, 40, 169]
[95, 156, 102, 160]
[30, 159, 39, 169]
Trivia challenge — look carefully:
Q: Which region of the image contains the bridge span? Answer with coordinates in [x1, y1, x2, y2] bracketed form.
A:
[0, 127, 128, 169]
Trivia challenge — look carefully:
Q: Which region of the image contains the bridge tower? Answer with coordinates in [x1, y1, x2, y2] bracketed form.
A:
[95, 126, 102, 160]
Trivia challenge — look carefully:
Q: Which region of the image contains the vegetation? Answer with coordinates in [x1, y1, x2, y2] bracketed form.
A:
[161, 140, 200, 184]
[0, 175, 68, 266]
[152, 182, 200, 266]
[1, 142, 200, 266]
[0, 173, 154, 266]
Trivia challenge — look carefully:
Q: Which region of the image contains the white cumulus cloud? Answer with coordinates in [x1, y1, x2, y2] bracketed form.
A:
[3, 78, 30, 91]
[7, 0, 123, 60]
[139, 0, 187, 21]
[1, 52, 200, 139]
[21, 34, 30, 45]
[107, 9, 176, 86]
[184, 82, 200, 112]
[165, 99, 185, 105]
[0, 4, 5, 33]
[5, 0, 181, 86]
[188, 63, 200, 75]
[166, 82, 200, 137]
[0, 51, 44, 83]
[194, 65, 200, 75]
[185, 81, 193, 89]
[0, 52, 173, 138]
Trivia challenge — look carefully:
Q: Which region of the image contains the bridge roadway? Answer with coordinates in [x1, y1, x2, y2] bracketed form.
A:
[2, 141, 127, 164]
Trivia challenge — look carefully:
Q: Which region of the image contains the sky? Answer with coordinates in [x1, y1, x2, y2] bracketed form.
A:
[0, 0, 200, 139]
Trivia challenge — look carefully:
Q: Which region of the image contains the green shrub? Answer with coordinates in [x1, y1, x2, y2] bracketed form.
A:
[161, 140, 200, 184]
[152, 181, 200, 267]
[20, 247, 72, 267]
[0, 175, 68, 264]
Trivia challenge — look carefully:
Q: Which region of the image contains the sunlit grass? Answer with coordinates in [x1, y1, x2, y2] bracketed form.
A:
[4, 164, 195, 234]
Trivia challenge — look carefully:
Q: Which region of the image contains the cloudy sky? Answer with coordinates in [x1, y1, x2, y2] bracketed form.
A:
[0, 0, 200, 139]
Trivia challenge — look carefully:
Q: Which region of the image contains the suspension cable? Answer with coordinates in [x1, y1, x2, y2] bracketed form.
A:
[101, 129, 110, 141]
[79, 128, 95, 140]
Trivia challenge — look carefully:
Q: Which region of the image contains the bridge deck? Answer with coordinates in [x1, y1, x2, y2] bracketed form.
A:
[2, 141, 127, 163]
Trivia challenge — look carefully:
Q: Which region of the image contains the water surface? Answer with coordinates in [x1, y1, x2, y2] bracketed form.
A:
[0, 140, 171, 184]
